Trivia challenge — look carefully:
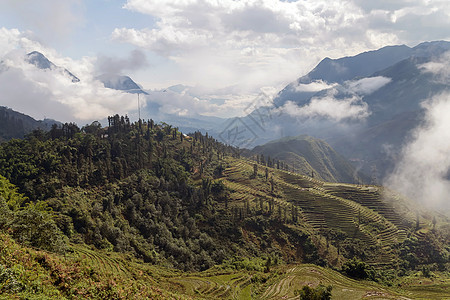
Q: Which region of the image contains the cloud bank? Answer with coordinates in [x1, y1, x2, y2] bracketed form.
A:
[385, 92, 450, 211]
[0, 28, 136, 123]
[346, 76, 392, 95]
[145, 85, 277, 118]
[420, 50, 450, 84]
[113, 0, 450, 91]
[385, 52, 450, 211]
[279, 90, 370, 122]
[293, 80, 338, 93]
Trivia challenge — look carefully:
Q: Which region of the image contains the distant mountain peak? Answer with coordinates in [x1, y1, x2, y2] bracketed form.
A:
[27, 51, 55, 70]
[26, 51, 80, 83]
[96, 74, 148, 95]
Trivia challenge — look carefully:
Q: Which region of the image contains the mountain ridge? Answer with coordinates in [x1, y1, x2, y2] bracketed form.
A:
[251, 135, 366, 183]
[0, 106, 59, 142]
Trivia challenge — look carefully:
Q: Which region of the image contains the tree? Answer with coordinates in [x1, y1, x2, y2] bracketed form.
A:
[294, 284, 332, 300]
[253, 164, 258, 178]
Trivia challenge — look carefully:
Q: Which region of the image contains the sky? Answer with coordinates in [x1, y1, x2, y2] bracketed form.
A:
[0, 0, 449, 122]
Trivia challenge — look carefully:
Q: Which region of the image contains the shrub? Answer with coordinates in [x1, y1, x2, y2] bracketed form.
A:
[0, 264, 23, 293]
[294, 284, 332, 300]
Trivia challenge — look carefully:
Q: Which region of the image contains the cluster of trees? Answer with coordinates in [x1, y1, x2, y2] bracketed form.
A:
[294, 284, 332, 300]
[0, 116, 241, 270]
[0, 116, 321, 271]
[0, 175, 66, 253]
[256, 154, 290, 171]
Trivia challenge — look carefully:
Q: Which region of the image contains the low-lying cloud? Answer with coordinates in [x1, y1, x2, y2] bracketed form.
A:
[144, 85, 276, 118]
[419, 50, 450, 84]
[279, 90, 370, 122]
[346, 76, 391, 95]
[385, 92, 450, 211]
[293, 80, 337, 93]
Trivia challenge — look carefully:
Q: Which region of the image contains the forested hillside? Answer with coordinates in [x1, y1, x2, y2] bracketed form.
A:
[0, 106, 58, 142]
[0, 115, 448, 299]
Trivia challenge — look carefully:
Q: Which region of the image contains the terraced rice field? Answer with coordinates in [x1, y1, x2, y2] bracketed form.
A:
[71, 245, 133, 277]
[221, 160, 420, 268]
[168, 264, 445, 299]
[169, 272, 254, 299]
[66, 229, 448, 299]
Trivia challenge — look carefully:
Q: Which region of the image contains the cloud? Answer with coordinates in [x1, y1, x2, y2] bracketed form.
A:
[113, 0, 373, 90]
[292, 80, 337, 93]
[385, 92, 450, 211]
[113, 0, 449, 94]
[279, 90, 370, 121]
[0, 28, 279, 123]
[346, 76, 391, 95]
[419, 51, 450, 84]
[0, 28, 136, 123]
[95, 49, 149, 75]
[144, 85, 275, 118]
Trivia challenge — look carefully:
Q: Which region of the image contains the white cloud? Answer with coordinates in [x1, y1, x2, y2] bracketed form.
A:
[145, 85, 275, 118]
[293, 80, 337, 93]
[0, 28, 136, 123]
[385, 92, 450, 211]
[114, 0, 373, 91]
[419, 51, 450, 84]
[346, 76, 391, 95]
[114, 0, 449, 93]
[279, 90, 370, 121]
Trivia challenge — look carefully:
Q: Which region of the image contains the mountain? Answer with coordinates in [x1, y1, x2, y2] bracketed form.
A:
[273, 41, 450, 108]
[251, 135, 365, 183]
[0, 106, 59, 142]
[26, 51, 80, 83]
[97, 74, 148, 94]
[217, 41, 450, 180]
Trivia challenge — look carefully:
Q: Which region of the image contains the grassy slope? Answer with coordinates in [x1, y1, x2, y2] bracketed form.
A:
[1, 155, 448, 299]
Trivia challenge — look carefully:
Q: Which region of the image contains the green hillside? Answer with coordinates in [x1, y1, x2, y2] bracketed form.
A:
[251, 135, 366, 184]
[0, 106, 58, 142]
[0, 116, 448, 299]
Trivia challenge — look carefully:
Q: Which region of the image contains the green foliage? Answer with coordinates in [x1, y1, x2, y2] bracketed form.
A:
[399, 235, 449, 270]
[0, 175, 26, 210]
[9, 202, 67, 253]
[341, 258, 376, 281]
[0, 176, 66, 253]
[0, 118, 242, 271]
[0, 264, 23, 294]
[222, 257, 267, 272]
[294, 284, 332, 300]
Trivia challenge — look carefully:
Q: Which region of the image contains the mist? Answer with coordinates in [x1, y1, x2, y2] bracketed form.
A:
[385, 92, 450, 211]
[278, 90, 370, 122]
